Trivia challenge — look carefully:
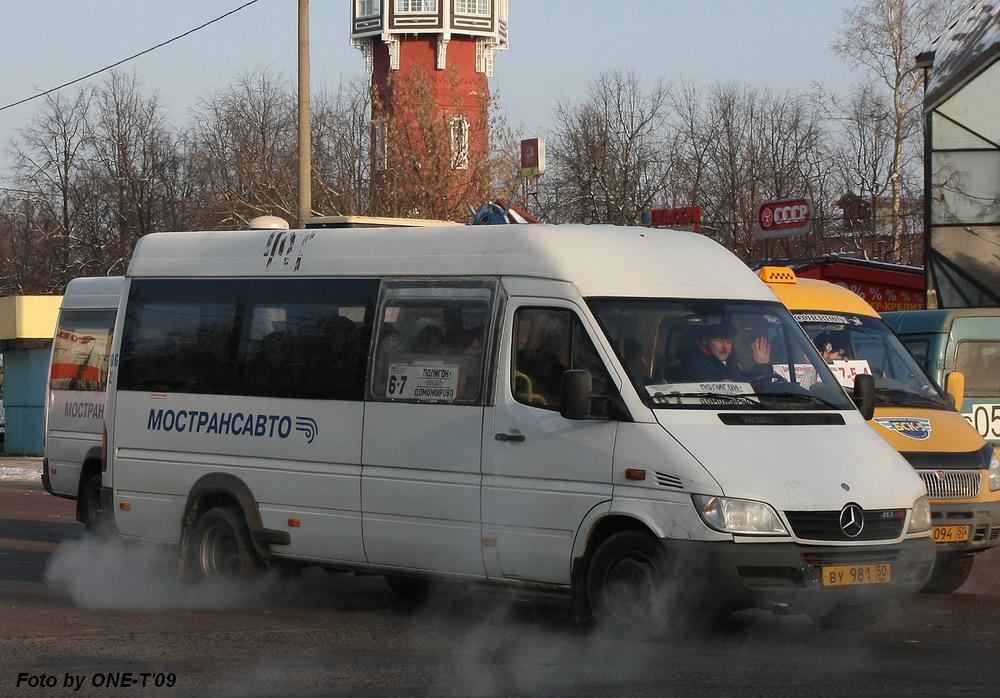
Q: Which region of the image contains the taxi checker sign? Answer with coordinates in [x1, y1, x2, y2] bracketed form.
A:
[873, 417, 932, 440]
[755, 198, 815, 240]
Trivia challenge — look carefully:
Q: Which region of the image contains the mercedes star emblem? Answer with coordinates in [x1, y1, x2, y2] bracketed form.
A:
[839, 503, 865, 538]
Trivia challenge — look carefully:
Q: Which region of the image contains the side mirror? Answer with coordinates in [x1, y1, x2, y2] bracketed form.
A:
[560, 370, 592, 420]
[945, 371, 965, 410]
[853, 373, 875, 420]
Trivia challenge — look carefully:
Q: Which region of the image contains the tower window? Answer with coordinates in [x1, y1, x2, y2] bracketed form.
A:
[455, 0, 489, 14]
[450, 116, 469, 170]
[397, 0, 437, 12]
[356, 0, 381, 16]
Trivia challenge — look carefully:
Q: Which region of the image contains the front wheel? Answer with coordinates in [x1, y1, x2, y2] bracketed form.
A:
[586, 531, 672, 635]
[921, 554, 974, 594]
[185, 506, 264, 582]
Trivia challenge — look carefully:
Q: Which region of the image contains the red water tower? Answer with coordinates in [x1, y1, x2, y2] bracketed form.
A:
[351, 1, 508, 214]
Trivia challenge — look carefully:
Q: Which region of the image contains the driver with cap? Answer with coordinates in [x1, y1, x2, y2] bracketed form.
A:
[676, 320, 771, 382]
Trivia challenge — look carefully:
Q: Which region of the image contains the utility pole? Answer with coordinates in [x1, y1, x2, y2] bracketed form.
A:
[297, 0, 311, 226]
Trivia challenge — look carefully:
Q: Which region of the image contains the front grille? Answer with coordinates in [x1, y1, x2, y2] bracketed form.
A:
[917, 469, 981, 499]
[785, 509, 906, 541]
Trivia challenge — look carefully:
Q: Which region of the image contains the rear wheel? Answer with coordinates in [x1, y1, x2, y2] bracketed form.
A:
[586, 531, 672, 635]
[186, 506, 264, 582]
[78, 473, 102, 532]
[921, 554, 974, 594]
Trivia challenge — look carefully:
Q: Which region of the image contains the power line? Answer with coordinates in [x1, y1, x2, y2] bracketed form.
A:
[0, 0, 263, 113]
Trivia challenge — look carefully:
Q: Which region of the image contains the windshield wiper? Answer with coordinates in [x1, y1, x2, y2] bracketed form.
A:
[753, 391, 841, 409]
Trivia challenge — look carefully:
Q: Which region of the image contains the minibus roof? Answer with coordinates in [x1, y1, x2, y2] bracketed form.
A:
[883, 307, 1000, 334]
[127, 225, 777, 301]
[762, 273, 880, 319]
[60, 276, 124, 310]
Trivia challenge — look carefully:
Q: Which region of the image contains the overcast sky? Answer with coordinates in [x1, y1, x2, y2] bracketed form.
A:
[0, 0, 869, 179]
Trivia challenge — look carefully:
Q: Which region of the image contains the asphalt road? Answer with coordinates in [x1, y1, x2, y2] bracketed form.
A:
[2, 485, 1000, 697]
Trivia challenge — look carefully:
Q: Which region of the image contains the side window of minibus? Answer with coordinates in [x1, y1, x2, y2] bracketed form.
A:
[512, 308, 611, 411]
[901, 339, 930, 373]
[237, 278, 379, 401]
[119, 279, 242, 395]
[955, 341, 1000, 398]
[369, 280, 496, 405]
[50, 309, 117, 392]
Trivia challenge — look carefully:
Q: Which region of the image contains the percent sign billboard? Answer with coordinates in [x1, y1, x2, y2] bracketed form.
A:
[755, 198, 815, 240]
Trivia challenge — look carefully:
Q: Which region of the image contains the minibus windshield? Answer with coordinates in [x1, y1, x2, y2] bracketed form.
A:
[589, 299, 854, 410]
[789, 312, 950, 410]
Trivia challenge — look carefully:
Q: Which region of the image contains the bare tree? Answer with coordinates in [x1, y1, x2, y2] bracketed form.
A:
[9, 88, 93, 289]
[668, 81, 718, 213]
[0, 196, 59, 294]
[541, 70, 673, 225]
[86, 72, 178, 273]
[188, 70, 299, 228]
[311, 79, 372, 217]
[832, 0, 958, 262]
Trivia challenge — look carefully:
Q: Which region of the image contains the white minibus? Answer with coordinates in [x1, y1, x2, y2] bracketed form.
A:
[101, 225, 935, 629]
[43, 276, 123, 528]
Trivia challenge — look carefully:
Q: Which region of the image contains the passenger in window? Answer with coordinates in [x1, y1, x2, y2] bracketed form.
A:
[518, 330, 570, 406]
[622, 337, 651, 384]
[814, 331, 850, 362]
[409, 320, 446, 354]
[324, 316, 363, 399]
[457, 325, 486, 401]
[245, 330, 291, 397]
[462, 326, 484, 355]
[675, 321, 771, 382]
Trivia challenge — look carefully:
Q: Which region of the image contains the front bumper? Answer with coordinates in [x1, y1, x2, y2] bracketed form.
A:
[662, 537, 935, 613]
[930, 499, 1000, 554]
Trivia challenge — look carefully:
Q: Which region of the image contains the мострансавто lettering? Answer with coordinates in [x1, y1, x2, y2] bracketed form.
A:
[64, 402, 104, 420]
[147, 408, 292, 439]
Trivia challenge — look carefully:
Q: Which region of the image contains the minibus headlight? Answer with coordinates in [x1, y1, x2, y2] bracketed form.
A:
[692, 495, 788, 536]
[989, 451, 1000, 492]
[908, 495, 931, 533]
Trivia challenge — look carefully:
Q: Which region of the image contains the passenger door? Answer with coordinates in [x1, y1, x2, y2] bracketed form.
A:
[483, 300, 618, 584]
[46, 308, 116, 497]
[361, 279, 497, 576]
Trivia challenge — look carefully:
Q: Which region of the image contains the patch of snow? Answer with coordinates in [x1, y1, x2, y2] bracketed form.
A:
[0, 466, 40, 481]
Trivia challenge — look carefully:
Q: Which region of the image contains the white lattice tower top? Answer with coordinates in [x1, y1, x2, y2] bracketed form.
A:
[351, 0, 508, 75]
